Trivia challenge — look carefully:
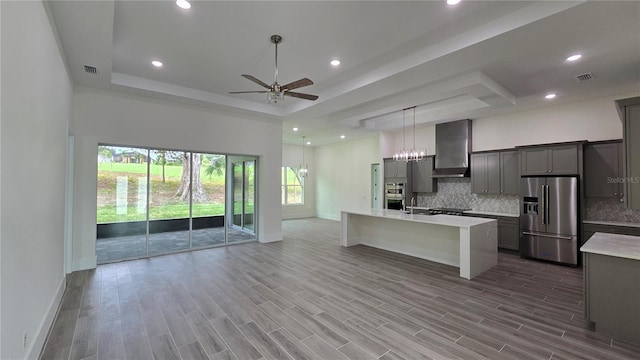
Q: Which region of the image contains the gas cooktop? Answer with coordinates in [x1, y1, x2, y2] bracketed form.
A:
[428, 207, 471, 215]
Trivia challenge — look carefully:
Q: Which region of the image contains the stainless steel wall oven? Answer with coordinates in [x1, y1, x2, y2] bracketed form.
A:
[385, 182, 405, 210]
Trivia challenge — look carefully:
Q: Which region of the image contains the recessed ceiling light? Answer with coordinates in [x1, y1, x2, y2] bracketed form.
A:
[330, 59, 341, 66]
[292, 127, 299, 132]
[151, 60, 163, 68]
[340, 135, 346, 139]
[176, 0, 191, 10]
[447, 0, 462, 6]
[566, 54, 582, 62]
[306, 141, 311, 145]
[545, 93, 557, 99]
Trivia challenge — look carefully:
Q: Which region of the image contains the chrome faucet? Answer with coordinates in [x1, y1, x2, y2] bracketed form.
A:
[410, 197, 415, 214]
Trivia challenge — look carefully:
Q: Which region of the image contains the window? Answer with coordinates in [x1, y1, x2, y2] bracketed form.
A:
[282, 166, 304, 205]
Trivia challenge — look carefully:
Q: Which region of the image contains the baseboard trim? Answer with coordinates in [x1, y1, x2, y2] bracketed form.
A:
[27, 275, 66, 360]
[260, 232, 283, 243]
[317, 213, 341, 221]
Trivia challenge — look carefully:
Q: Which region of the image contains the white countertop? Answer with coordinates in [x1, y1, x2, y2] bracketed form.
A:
[581, 232, 640, 260]
[464, 210, 519, 218]
[343, 209, 496, 228]
[583, 220, 640, 228]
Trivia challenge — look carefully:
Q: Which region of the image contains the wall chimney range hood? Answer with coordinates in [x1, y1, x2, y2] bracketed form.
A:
[432, 119, 472, 178]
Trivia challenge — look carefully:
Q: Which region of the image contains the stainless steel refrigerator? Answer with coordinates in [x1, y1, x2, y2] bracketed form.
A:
[520, 177, 578, 265]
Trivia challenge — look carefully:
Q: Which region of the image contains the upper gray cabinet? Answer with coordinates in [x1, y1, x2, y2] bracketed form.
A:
[471, 153, 500, 194]
[500, 151, 520, 195]
[520, 144, 579, 176]
[617, 97, 640, 210]
[384, 158, 408, 179]
[412, 156, 437, 193]
[584, 141, 623, 198]
[471, 150, 519, 195]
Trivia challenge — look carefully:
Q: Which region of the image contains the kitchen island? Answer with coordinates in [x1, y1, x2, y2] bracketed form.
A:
[341, 209, 497, 279]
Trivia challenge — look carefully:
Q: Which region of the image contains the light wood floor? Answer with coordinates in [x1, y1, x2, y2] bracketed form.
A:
[41, 218, 640, 360]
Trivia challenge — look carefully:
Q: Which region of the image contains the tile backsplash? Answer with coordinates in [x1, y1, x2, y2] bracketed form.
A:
[416, 178, 519, 215]
[585, 197, 640, 223]
[415, 178, 640, 222]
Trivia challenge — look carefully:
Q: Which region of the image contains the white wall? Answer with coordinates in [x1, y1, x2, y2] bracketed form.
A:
[381, 92, 639, 155]
[282, 144, 316, 219]
[315, 135, 381, 220]
[473, 92, 639, 151]
[71, 87, 283, 270]
[1, 1, 72, 358]
[384, 124, 436, 158]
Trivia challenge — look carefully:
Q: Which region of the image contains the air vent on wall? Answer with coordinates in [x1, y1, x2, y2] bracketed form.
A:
[575, 72, 593, 81]
[83, 65, 98, 75]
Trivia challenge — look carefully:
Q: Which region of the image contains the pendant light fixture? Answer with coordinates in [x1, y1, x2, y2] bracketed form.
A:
[299, 136, 308, 177]
[393, 109, 409, 161]
[393, 107, 425, 162]
[408, 106, 426, 161]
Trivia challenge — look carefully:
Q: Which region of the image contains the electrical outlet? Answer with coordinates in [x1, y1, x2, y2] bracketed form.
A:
[23, 331, 28, 349]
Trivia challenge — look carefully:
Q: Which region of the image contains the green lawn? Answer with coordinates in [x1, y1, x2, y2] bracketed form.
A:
[97, 203, 226, 223]
[97, 162, 229, 223]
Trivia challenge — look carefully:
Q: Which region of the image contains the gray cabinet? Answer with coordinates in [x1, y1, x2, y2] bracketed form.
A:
[500, 151, 520, 195]
[584, 141, 624, 198]
[498, 217, 519, 250]
[520, 144, 579, 176]
[384, 158, 408, 179]
[471, 153, 499, 194]
[471, 151, 519, 195]
[616, 97, 640, 210]
[584, 252, 640, 346]
[412, 156, 437, 193]
[463, 213, 519, 250]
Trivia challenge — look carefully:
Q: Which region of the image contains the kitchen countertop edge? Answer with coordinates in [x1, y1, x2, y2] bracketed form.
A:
[343, 209, 496, 228]
[580, 232, 640, 260]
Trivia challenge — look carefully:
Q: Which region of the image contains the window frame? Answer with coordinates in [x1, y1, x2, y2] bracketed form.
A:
[281, 166, 304, 205]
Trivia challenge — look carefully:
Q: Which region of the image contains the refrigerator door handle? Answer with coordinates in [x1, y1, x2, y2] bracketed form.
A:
[540, 185, 546, 225]
[545, 185, 550, 225]
[522, 231, 573, 240]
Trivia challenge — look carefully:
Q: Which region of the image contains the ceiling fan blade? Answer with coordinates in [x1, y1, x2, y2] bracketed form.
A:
[241, 74, 271, 89]
[281, 78, 313, 91]
[228, 91, 268, 94]
[285, 91, 319, 101]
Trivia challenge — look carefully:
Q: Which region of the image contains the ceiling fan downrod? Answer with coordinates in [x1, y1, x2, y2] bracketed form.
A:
[271, 35, 282, 86]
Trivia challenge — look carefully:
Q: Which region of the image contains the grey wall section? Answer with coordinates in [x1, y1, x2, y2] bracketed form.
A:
[1, 1, 73, 358]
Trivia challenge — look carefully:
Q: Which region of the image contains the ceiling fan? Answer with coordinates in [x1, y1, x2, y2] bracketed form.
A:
[229, 35, 318, 103]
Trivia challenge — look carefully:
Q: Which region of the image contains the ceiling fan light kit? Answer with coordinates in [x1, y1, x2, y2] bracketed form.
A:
[229, 35, 318, 103]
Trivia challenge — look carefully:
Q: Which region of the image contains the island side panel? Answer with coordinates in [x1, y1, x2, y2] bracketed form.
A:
[346, 214, 461, 268]
[341, 211, 362, 247]
[460, 221, 498, 280]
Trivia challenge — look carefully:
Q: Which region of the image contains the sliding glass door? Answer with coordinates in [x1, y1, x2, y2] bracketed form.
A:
[192, 153, 226, 249]
[96, 146, 256, 264]
[228, 157, 257, 243]
[96, 146, 149, 264]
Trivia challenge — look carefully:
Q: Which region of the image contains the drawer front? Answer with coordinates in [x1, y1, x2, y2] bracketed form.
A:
[498, 216, 519, 226]
[584, 223, 640, 236]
